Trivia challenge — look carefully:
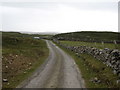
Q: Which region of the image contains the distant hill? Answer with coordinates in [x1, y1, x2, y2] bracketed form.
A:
[53, 31, 120, 43]
[2, 31, 53, 39]
[2, 32, 28, 37]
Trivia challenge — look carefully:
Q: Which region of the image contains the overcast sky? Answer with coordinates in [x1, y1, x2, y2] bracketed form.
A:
[0, 0, 119, 33]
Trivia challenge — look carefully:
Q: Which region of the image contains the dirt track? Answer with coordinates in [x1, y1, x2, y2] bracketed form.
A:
[17, 40, 85, 88]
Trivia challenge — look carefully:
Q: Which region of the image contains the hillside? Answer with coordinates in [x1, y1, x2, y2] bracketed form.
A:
[53, 31, 120, 43]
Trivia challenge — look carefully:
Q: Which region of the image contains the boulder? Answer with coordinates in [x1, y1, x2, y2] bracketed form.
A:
[3, 79, 8, 82]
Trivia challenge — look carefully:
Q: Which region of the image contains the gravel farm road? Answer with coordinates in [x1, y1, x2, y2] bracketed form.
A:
[17, 40, 85, 88]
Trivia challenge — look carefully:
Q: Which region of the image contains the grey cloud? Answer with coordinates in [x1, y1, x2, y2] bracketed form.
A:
[2, 2, 117, 11]
[1, 1, 118, 32]
[64, 2, 117, 12]
[118, 1, 120, 32]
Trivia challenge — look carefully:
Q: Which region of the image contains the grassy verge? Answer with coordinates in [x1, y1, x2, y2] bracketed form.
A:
[2, 35, 49, 88]
[54, 42, 120, 88]
[60, 40, 120, 50]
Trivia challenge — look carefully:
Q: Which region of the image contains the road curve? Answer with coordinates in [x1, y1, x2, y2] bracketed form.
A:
[17, 40, 85, 88]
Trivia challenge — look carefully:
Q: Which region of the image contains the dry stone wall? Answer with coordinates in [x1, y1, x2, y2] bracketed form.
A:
[53, 39, 120, 77]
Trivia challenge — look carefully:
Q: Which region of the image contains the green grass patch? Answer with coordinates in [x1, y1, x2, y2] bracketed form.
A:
[54, 42, 120, 88]
[60, 40, 120, 50]
[2, 33, 49, 88]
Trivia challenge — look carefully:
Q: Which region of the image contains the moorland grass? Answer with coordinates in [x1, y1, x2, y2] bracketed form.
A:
[2, 33, 49, 88]
[60, 40, 120, 50]
[53, 31, 120, 41]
